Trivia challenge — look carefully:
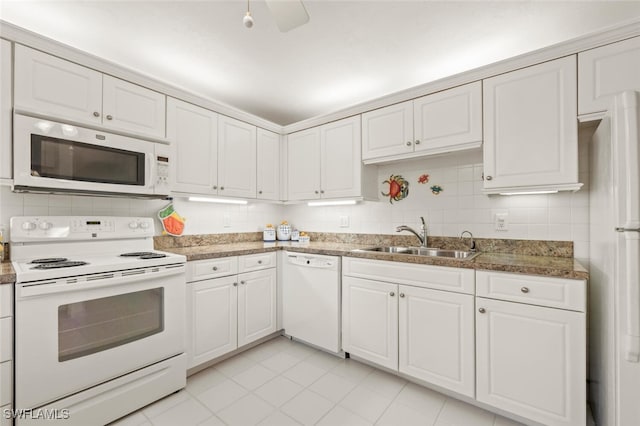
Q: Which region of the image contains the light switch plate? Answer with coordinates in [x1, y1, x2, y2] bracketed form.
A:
[340, 215, 350, 228]
[495, 212, 508, 231]
[223, 213, 231, 228]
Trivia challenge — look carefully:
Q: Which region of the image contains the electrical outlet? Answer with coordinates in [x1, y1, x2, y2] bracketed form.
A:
[340, 215, 350, 228]
[495, 213, 508, 231]
[223, 213, 231, 228]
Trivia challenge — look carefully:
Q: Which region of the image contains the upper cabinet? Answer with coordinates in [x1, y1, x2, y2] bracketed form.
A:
[0, 39, 12, 180]
[256, 129, 281, 201]
[482, 56, 581, 194]
[579, 36, 640, 117]
[218, 116, 257, 199]
[362, 82, 482, 163]
[14, 45, 166, 139]
[167, 98, 218, 195]
[288, 116, 375, 201]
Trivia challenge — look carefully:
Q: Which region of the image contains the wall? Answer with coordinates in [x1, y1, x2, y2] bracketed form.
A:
[287, 137, 590, 262]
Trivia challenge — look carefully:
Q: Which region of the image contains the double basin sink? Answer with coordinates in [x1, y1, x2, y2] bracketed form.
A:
[355, 246, 479, 260]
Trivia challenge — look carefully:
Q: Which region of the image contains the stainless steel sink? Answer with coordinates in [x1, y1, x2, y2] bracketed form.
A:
[355, 246, 480, 260]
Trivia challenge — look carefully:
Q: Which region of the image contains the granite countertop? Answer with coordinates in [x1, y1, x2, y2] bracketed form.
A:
[0, 261, 15, 284]
[162, 241, 589, 280]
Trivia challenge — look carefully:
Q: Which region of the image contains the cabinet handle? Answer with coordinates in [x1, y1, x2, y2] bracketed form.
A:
[233, 282, 238, 287]
[241, 280, 246, 285]
[521, 287, 530, 293]
[478, 308, 486, 313]
[258, 190, 263, 194]
[389, 291, 395, 297]
[106, 114, 113, 120]
[414, 140, 421, 145]
[406, 141, 412, 146]
[258, 260, 262, 264]
[486, 175, 493, 181]
[399, 293, 405, 298]
[212, 266, 218, 271]
[320, 190, 325, 194]
[220, 186, 224, 190]
[213, 185, 218, 190]
[93, 111, 100, 117]
[315, 190, 319, 194]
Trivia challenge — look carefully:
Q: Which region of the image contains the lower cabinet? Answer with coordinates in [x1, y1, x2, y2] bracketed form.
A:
[187, 255, 277, 369]
[342, 273, 475, 398]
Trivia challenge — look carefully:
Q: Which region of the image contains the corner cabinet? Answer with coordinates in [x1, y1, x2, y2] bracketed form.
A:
[475, 271, 586, 426]
[288, 116, 375, 201]
[342, 258, 476, 398]
[362, 82, 482, 163]
[579, 36, 640, 117]
[482, 56, 581, 194]
[256, 129, 281, 201]
[167, 97, 219, 195]
[14, 45, 166, 139]
[218, 116, 257, 198]
[186, 254, 277, 369]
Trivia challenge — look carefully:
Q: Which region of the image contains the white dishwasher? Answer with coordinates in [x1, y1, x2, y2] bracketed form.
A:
[283, 252, 341, 353]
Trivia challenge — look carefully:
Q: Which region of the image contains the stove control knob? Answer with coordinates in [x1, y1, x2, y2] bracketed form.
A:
[39, 222, 52, 230]
[22, 222, 37, 231]
[139, 222, 150, 230]
[129, 222, 139, 229]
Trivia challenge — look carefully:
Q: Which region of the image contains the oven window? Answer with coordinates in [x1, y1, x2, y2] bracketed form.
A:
[58, 288, 164, 362]
[31, 134, 145, 186]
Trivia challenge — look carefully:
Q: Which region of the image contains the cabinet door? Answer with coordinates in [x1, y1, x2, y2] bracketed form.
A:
[579, 36, 640, 115]
[476, 298, 586, 426]
[0, 40, 11, 180]
[237, 269, 277, 347]
[102, 75, 166, 138]
[342, 276, 398, 370]
[362, 101, 413, 160]
[413, 81, 482, 154]
[321, 116, 362, 198]
[287, 127, 321, 200]
[218, 116, 257, 198]
[483, 56, 578, 190]
[399, 286, 474, 397]
[187, 276, 238, 369]
[14, 45, 102, 125]
[167, 98, 218, 195]
[256, 129, 280, 200]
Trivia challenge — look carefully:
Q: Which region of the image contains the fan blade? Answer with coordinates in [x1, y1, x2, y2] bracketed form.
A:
[265, 0, 310, 32]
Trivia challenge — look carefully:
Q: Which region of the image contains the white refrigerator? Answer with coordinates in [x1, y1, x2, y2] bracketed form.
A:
[590, 90, 640, 426]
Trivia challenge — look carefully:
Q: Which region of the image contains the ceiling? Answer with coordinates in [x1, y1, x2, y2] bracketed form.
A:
[1, 1, 640, 126]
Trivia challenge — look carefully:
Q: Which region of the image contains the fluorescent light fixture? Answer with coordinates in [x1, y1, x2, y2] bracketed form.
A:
[307, 200, 357, 207]
[498, 190, 558, 196]
[188, 196, 248, 205]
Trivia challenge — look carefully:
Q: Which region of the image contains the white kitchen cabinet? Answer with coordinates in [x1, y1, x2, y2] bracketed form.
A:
[0, 285, 12, 413]
[476, 297, 586, 426]
[342, 276, 398, 370]
[218, 116, 257, 198]
[14, 45, 166, 139]
[398, 285, 475, 398]
[362, 82, 482, 163]
[482, 56, 580, 193]
[188, 275, 238, 368]
[288, 116, 372, 201]
[0, 404, 10, 426]
[256, 129, 280, 200]
[167, 97, 219, 195]
[579, 36, 640, 116]
[287, 127, 321, 200]
[237, 268, 277, 347]
[0, 39, 12, 180]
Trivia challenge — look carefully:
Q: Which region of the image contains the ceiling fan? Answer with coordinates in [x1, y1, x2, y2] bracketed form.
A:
[243, 0, 310, 32]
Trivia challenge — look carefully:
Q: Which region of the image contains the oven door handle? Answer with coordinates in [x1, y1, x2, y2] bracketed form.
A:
[18, 264, 185, 298]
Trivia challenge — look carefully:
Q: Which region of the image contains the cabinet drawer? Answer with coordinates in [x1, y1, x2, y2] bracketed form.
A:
[0, 361, 10, 407]
[238, 252, 276, 273]
[0, 285, 11, 318]
[187, 257, 238, 282]
[343, 257, 475, 294]
[476, 271, 586, 312]
[0, 318, 10, 363]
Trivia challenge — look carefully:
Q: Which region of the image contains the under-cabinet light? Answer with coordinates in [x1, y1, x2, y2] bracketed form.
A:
[307, 200, 357, 207]
[498, 190, 558, 196]
[188, 196, 248, 205]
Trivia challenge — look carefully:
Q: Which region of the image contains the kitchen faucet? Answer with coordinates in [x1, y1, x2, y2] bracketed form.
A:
[460, 230, 476, 252]
[396, 216, 428, 247]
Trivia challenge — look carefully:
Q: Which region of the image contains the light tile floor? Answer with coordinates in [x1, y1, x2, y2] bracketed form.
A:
[111, 336, 525, 426]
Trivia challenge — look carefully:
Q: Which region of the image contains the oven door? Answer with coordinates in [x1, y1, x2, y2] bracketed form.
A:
[13, 114, 156, 195]
[15, 264, 185, 409]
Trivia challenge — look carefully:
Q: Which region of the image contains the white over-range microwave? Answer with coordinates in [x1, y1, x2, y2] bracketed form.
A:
[13, 114, 171, 198]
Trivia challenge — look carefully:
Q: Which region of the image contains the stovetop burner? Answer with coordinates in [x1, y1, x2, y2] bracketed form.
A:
[120, 252, 167, 259]
[31, 261, 89, 270]
[30, 258, 68, 264]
